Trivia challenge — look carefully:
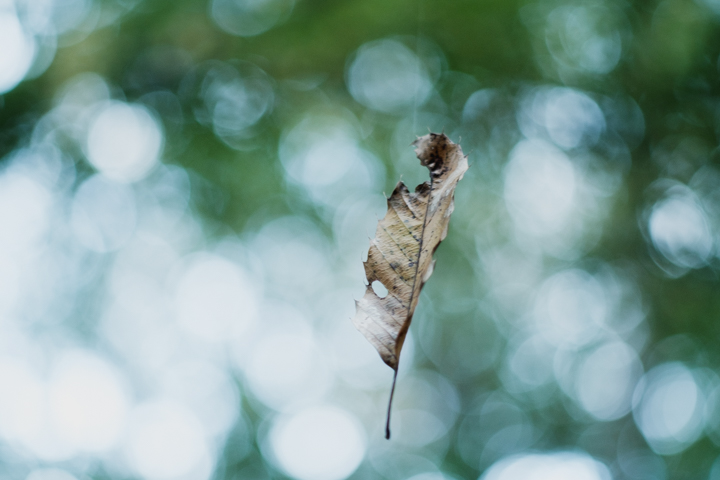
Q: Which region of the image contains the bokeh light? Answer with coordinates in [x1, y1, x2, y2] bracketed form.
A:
[545, 3, 626, 75]
[347, 38, 435, 114]
[633, 363, 706, 455]
[174, 253, 259, 343]
[71, 174, 137, 252]
[574, 341, 643, 421]
[1, 0, 719, 479]
[195, 61, 274, 148]
[245, 317, 331, 410]
[647, 186, 714, 270]
[47, 350, 130, 453]
[279, 111, 385, 208]
[26, 469, 78, 480]
[504, 139, 578, 246]
[124, 400, 213, 480]
[0, 9, 36, 94]
[209, 0, 295, 37]
[86, 101, 163, 182]
[481, 451, 611, 480]
[0, 356, 44, 450]
[269, 405, 366, 480]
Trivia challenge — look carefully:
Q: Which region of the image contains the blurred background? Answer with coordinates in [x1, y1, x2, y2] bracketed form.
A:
[1, 0, 720, 479]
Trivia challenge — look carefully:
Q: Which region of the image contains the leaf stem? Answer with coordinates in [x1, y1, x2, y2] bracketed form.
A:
[385, 166, 435, 441]
[385, 368, 399, 439]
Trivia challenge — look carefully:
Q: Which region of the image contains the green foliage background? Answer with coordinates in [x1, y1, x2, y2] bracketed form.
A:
[3, 0, 720, 479]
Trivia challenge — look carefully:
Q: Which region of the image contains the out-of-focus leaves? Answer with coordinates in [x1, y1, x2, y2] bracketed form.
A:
[3, 0, 720, 478]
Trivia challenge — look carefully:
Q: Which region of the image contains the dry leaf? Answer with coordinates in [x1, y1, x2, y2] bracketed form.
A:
[352, 132, 468, 439]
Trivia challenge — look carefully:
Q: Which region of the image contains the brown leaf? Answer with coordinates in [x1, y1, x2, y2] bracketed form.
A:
[352, 132, 468, 439]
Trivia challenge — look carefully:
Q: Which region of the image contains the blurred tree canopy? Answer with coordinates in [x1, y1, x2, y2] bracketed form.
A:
[2, 0, 720, 480]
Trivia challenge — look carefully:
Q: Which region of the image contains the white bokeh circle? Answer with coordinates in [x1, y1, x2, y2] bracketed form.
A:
[270, 405, 366, 480]
[86, 101, 163, 182]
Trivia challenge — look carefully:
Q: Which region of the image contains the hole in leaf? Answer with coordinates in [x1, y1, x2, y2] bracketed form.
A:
[371, 280, 388, 298]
